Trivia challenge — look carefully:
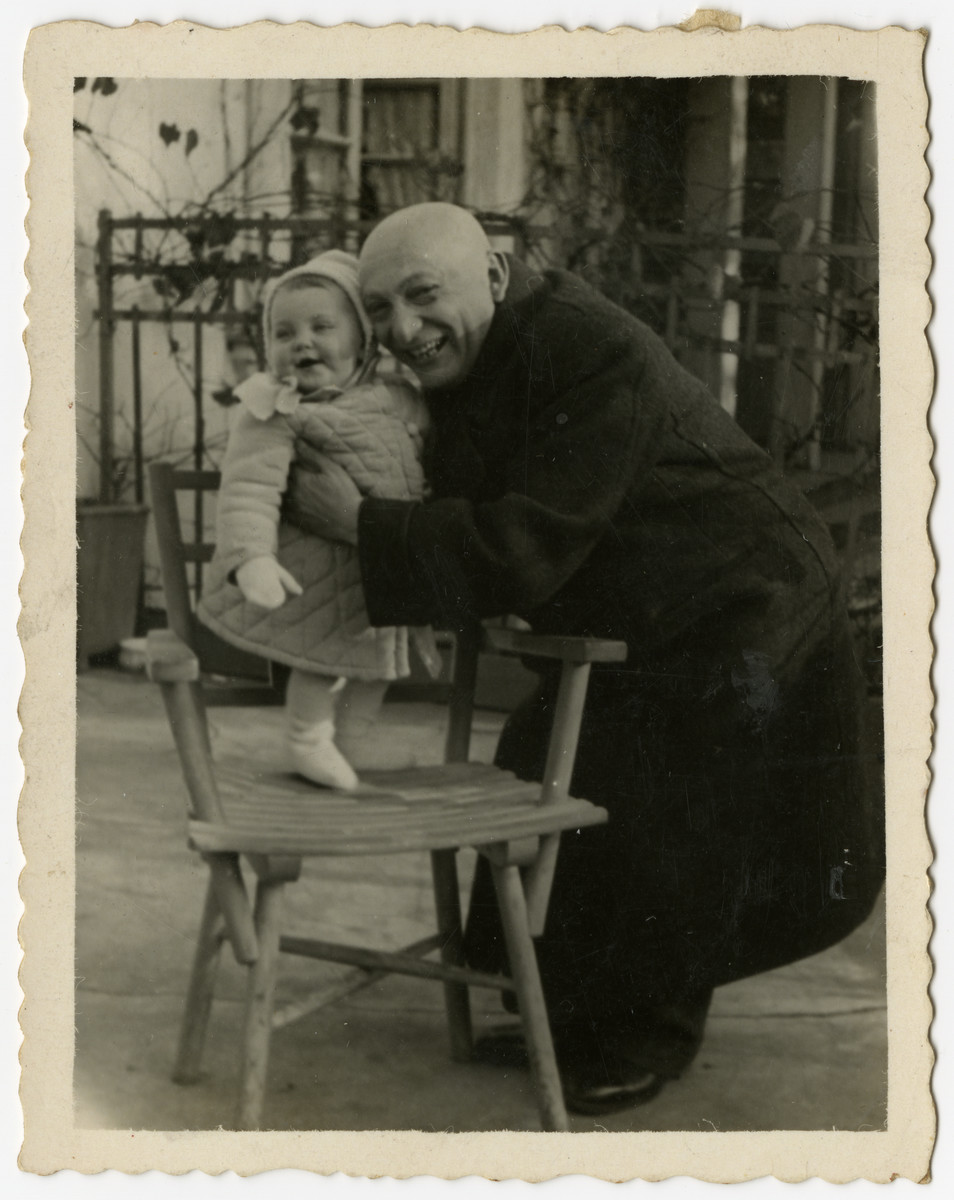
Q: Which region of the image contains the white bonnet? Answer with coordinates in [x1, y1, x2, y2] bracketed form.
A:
[261, 249, 373, 369]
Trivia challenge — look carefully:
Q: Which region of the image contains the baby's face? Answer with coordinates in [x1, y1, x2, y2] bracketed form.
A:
[269, 282, 363, 392]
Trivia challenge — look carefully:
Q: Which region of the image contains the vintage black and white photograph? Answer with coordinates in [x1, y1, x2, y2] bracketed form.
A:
[19, 16, 933, 1183]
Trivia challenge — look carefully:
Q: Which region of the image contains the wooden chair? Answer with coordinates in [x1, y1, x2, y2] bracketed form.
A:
[145, 461, 627, 1131]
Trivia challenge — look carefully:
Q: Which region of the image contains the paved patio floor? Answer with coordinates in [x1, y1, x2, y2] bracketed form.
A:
[74, 667, 887, 1134]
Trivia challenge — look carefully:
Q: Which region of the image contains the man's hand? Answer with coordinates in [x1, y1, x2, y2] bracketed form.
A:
[235, 556, 303, 609]
[285, 442, 362, 546]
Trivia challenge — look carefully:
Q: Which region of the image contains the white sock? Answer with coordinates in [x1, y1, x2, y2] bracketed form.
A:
[335, 680, 388, 765]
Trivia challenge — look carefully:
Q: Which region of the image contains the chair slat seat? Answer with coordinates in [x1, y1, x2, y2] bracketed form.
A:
[190, 760, 607, 857]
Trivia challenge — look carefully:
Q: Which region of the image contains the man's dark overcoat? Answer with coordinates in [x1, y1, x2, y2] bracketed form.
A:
[355, 256, 884, 1063]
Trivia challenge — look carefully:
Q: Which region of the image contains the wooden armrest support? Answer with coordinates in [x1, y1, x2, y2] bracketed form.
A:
[146, 628, 201, 683]
[482, 627, 628, 664]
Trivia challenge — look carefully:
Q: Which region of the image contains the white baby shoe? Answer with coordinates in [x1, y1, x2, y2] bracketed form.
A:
[287, 718, 359, 791]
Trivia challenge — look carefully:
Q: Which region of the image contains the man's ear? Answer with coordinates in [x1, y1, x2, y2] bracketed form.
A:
[487, 251, 510, 303]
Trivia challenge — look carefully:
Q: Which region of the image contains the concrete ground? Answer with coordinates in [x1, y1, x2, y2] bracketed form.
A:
[74, 667, 887, 1134]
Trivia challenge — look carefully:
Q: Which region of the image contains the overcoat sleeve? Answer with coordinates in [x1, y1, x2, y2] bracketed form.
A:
[215, 406, 296, 576]
[357, 349, 668, 628]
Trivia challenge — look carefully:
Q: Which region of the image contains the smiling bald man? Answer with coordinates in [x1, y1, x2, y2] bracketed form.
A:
[287, 202, 884, 1116]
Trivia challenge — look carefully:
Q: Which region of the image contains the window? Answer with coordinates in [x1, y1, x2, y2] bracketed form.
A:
[290, 79, 464, 226]
[359, 80, 463, 217]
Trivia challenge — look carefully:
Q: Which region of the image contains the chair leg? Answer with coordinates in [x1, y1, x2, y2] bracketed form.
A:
[172, 877, 227, 1085]
[236, 879, 285, 1131]
[490, 862, 569, 1132]
[430, 849, 473, 1062]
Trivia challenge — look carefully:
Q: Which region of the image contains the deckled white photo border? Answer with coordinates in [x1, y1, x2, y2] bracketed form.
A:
[17, 12, 934, 1184]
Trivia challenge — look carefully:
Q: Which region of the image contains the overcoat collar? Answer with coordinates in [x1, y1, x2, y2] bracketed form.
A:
[426, 255, 545, 421]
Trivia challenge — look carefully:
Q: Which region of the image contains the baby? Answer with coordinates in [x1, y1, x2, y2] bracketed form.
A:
[198, 250, 433, 790]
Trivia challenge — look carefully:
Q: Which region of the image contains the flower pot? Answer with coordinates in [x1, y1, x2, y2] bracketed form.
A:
[76, 503, 150, 666]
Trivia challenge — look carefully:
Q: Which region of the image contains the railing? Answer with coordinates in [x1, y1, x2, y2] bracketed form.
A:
[94, 208, 878, 535]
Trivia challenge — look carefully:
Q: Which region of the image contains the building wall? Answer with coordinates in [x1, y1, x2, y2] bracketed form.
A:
[460, 79, 528, 214]
[74, 77, 296, 499]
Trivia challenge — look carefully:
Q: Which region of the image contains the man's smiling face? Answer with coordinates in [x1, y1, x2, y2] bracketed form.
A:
[358, 206, 509, 391]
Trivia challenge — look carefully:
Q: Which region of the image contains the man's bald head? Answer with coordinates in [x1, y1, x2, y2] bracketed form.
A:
[360, 203, 493, 275]
[358, 203, 509, 390]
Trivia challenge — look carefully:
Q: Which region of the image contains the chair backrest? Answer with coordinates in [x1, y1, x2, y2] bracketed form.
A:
[149, 461, 486, 729]
[149, 462, 281, 696]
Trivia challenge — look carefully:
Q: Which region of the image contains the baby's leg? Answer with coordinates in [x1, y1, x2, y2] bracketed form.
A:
[285, 668, 358, 790]
[335, 679, 389, 766]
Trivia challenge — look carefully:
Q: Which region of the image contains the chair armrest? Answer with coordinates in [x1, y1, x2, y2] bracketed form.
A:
[146, 628, 201, 683]
[482, 627, 628, 664]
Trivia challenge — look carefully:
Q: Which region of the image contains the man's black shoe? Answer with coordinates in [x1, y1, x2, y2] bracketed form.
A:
[562, 1066, 665, 1115]
[473, 1024, 668, 1114]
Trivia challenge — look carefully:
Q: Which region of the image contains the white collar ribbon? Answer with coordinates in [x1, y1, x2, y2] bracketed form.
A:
[233, 373, 347, 420]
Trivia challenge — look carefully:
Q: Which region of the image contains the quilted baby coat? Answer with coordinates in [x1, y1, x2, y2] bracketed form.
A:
[198, 375, 428, 680]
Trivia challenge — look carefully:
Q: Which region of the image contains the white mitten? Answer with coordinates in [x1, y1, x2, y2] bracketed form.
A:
[235, 555, 303, 609]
